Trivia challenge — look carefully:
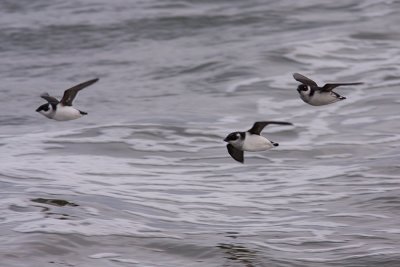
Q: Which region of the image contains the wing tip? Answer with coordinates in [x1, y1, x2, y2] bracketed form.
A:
[80, 77, 100, 85]
[40, 92, 49, 97]
[87, 78, 100, 84]
[293, 72, 305, 78]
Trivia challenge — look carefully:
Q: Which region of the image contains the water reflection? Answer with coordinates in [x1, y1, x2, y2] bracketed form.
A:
[218, 243, 258, 267]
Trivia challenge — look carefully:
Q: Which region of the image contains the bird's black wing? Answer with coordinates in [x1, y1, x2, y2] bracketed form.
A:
[293, 73, 318, 86]
[227, 144, 244, 163]
[248, 121, 293, 135]
[40, 93, 59, 105]
[60, 78, 99, 106]
[321, 82, 363, 92]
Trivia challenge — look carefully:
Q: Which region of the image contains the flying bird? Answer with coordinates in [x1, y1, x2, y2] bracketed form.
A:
[36, 78, 99, 121]
[293, 73, 363, 106]
[224, 121, 292, 163]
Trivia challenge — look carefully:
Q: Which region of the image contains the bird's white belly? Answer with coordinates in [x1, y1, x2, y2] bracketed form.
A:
[242, 135, 274, 152]
[306, 91, 341, 106]
[53, 106, 82, 121]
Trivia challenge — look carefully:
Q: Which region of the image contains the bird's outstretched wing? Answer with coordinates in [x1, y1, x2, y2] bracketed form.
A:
[321, 82, 363, 92]
[60, 78, 99, 106]
[227, 144, 244, 163]
[293, 73, 318, 86]
[248, 121, 293, 135]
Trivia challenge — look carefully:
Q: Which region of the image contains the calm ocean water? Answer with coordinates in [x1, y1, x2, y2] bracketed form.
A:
[1, 0, 400, 266]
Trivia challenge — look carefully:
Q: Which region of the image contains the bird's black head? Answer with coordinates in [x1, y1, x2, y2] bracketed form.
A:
[36, 103, 50, 112]
[297, 84, 308, 92]
[224, 132, 245, 142]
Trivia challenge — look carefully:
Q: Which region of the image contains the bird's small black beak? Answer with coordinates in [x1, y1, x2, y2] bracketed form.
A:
[35, 107, 40, 112]
[223, 137, 228, 142]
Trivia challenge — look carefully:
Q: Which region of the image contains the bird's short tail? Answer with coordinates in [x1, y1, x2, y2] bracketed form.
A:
[271, 141, 279, 147]
[339, 96, 346, 100]
[79, 110, 88, 115]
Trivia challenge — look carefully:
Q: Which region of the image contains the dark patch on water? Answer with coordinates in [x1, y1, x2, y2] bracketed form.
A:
[31, 198, 79, 207]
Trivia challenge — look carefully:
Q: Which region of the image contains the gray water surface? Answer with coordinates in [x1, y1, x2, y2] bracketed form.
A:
[1, 0, 400, 266]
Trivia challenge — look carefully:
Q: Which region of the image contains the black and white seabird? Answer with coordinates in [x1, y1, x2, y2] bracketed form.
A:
[293, 73, 363, 106]
[36, 78, 99, 121]
[223, 121, 293, 163]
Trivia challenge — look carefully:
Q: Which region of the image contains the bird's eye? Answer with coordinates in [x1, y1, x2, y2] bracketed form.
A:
[37, 104, 50, 112]
[42, 104, 50, 111]
[229, 133, 240, 141]
[297, 85, 308, 92]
